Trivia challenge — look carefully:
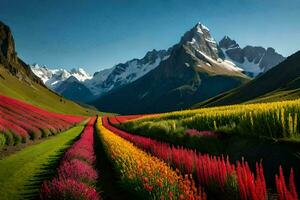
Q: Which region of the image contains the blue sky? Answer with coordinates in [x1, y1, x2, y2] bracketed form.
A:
[0, 0, 299, 74]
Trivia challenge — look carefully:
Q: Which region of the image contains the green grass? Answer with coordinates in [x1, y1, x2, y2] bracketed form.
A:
[0, 123, 85, 200]
[0, 67, 99, 116]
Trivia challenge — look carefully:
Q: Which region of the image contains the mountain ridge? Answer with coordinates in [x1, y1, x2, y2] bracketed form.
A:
[30, 22, 286, 112]
[194, 50, 300, 108]
[219, 36, 285, 76]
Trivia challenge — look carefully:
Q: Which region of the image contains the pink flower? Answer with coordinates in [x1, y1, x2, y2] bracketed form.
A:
[40, 178, 100, 200]
[58, 159, 98, 185]
[185, 129, 216, 137]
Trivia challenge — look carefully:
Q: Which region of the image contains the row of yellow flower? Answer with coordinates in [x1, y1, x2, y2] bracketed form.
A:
[127, 99, 300, 139]
[96, 117, 206, 200]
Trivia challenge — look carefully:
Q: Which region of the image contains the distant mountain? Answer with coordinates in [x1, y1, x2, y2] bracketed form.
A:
[0, 21, 97, 115]
[31, 49, 171, 101]
[93, 22, 251, 114]
[219, 36, 285, 76]
[194, 50, 300, 108]
[31, 64, 92, 89]
[31, 64, 94, 102]
[55, 76, 95, 103]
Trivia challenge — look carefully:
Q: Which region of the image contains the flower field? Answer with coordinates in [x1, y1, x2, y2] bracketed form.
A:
[103, 116, 299, 200]
[96, 117, 206, 200]
[1, 94, 299, 200]
[40, 117, 100, 200]
[0, 95, 84, 146]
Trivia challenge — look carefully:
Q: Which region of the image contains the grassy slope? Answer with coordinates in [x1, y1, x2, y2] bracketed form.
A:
[0, 123, 85, 200]
[0, 67, 99, 116]
[194, 87, 300, 108]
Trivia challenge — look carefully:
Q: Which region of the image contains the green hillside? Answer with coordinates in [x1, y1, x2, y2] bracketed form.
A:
[0, 67, 98, 115]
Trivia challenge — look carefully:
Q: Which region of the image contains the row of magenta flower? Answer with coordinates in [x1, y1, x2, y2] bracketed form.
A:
[103, 116, 298, 200]
[39, 117, 99, 200]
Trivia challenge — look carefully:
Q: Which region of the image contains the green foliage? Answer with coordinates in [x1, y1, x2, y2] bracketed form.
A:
[28, 130, 42, 140]
[3, 131, 14, 145]
[13, 133, 23, 145]
[41, 128, 51, 138]
[0, 134, 6, 149]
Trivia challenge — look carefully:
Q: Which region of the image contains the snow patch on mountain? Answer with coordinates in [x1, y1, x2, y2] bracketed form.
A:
[86, 50, 170, 96]
[196, 49, 243, 72]
[220, 48, 263, 74]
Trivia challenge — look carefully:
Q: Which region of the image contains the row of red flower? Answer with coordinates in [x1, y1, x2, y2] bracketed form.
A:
[40, 117, 100, 200]
[104, 116, 298, 200]
[0, 95, 84, 145]
[108, 115, 145, 125]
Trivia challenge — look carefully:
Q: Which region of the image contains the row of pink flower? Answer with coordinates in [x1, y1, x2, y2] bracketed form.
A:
[185, 129, 217, 137]
[40, 117, 100, 200]
[104, 116, 298, 200]
[0, 95, 84, 144]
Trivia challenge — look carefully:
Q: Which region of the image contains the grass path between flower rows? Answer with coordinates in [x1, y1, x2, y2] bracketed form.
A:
[0, 122, 86, 200]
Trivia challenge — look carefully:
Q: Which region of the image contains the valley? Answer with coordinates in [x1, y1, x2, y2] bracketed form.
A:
[0, 2, 300, 199]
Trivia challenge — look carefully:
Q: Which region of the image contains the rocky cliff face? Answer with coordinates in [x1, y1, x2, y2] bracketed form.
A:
[179, 23, 221, 60]
[0, 21, 42, 84]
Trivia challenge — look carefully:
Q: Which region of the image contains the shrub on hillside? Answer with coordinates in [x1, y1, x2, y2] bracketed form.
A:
[41, 128, 52, 138]
[3, 131, 14, 145]
[28, 129, 42, 140]
[0, 134, 6, 148]
[12, 132, 23, 145]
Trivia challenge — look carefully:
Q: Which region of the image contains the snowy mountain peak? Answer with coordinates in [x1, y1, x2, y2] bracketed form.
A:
[180, 22, 219, 60]
[196, 22, 210, 31]
[30, 64, 92, 89]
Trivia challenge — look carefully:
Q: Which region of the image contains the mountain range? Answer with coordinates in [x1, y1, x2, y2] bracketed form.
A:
[31, 22, 285, 111]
